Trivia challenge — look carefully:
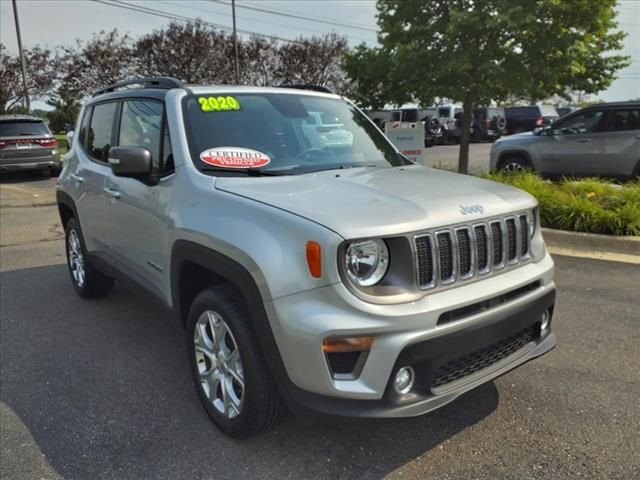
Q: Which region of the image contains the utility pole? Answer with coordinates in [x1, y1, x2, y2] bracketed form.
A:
[232, 0, 240, 84]
[11, 0, 31, 113]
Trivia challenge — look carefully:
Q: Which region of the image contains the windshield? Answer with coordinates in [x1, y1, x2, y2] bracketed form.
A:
[183, 93, 404, 175]
[0, 120, 50, 137]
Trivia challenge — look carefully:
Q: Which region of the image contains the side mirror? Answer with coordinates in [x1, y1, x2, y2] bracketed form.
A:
[108, 146, 152, 178]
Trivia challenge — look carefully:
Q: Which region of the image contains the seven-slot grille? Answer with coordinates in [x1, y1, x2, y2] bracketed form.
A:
[415, 213, 531, 289]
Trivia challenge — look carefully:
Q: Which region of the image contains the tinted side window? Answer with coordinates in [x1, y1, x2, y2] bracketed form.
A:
[87, 102, 117, 162]
[118, 100, 163, 168]
[78, 107, 92, 148]
[606, 109, 640, 131]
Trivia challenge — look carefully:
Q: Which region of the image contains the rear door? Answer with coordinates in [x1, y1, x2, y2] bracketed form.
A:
[102, 98, 174, 298]
[597, 107, 640, 177]
[535, 109, 608, 176]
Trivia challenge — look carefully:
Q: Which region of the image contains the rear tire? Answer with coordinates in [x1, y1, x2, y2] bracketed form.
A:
[187, 285, 285, 438]
[65, 218, 114, 298]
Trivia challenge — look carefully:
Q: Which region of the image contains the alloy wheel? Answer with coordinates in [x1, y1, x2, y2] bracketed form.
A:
[194, 310, 245, 419]
[67, 229, 85, 287]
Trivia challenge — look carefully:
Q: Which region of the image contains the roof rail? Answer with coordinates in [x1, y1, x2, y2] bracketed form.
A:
[92, 77, 184, 97]
[277, 83, 333, 94]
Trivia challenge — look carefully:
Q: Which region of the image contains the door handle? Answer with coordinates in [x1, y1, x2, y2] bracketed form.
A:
[635, 135, 640, 140]
[103, 187, 121, 199]
[576, 138, 592, 143]
[70, 173, 84, 183]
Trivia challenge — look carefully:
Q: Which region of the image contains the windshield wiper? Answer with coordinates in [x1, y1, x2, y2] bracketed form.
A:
[200, 166, 289, 176]
[297, 163, 379, 174]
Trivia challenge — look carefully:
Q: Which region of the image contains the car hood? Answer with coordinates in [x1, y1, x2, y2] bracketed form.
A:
[214, 165, 536, 239]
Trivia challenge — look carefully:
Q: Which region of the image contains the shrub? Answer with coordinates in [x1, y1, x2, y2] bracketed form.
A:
[483, 172, 640, 236]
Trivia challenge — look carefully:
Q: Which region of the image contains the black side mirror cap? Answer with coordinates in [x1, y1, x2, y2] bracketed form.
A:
[108, 146, 153, 178]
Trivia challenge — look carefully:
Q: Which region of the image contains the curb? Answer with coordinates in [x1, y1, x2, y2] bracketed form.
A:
[542, 228, 640, 263]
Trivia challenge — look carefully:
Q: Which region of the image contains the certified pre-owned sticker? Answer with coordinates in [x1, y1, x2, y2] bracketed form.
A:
[200, 147, 271, 169]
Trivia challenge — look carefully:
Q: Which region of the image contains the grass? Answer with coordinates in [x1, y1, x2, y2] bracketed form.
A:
[484, 171, 640, 236]
[54, 134, 67, 157]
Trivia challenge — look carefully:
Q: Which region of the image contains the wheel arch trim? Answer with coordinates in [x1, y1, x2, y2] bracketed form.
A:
[497, 149, 534, 168]
[170, 239, 296, 405]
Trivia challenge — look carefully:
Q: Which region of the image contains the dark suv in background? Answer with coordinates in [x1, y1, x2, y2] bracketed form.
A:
[505, 106, 559, 135]
[0, 115, 60, 175]
[472, 107, 507, 142]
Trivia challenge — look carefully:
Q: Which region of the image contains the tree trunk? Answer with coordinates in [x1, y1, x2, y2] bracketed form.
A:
[457, 93, 474, 174]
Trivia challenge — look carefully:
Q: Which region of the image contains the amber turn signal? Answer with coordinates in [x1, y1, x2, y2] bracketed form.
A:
[306, 241, 322, 278]
[322, 336, 374, 353]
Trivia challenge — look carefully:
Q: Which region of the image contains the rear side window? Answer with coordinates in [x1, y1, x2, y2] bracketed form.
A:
[87, 102, 117, 162]
[606, 109, 640, 131]
[401, 109, 418, 123]
[0, 120, 49, 137]
[507, 107, 536, 118]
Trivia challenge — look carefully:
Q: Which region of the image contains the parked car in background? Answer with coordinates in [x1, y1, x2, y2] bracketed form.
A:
[472, 107, 508, 142]
[437, 104, 463, 143]
[556, 106, 580, 118]
[366, 110, 391, 130]
[388, 108, 442, 147]
[0, 115, 61, 175]
[504, 106, 559, 135]
[490, 101, 640, 179]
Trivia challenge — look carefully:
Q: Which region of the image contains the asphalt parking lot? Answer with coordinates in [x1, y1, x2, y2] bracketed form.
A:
[1, 166, 638, 480]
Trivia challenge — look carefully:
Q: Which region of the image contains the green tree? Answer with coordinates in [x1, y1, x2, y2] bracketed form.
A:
[46, 83, 81, 132]
[343, 0, 630, 174]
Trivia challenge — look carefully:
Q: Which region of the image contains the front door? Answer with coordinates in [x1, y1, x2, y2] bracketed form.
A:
[536, 109, 608, 177]
[102, 99, 175, 299]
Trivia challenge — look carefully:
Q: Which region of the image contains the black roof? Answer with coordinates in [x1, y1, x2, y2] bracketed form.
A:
[582, 100, 640, 109]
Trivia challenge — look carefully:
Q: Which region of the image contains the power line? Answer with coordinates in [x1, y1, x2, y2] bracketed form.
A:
[208, 0, 378, 32]
[157, 0, 371, 42]
[92, 0, 305, 44]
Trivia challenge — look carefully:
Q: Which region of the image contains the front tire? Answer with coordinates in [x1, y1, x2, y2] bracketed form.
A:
[65, 218, 114, 298]
[187, 285, 284, 438]
[499, 155, 533, 173]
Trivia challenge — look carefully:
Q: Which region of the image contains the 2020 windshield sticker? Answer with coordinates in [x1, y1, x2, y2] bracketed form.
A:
[200, 147, 271, 169]
[198, 96, 241, 112]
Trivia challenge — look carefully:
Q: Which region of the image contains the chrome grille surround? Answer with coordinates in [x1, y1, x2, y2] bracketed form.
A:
[414, 212, 533, 291]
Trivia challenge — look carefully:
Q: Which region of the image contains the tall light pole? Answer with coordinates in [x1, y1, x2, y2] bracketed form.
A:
[232, 0, 239, 84]
[11, 0, 31, 113]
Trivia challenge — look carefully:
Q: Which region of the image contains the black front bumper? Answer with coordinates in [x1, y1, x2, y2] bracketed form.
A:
[281, 289, 556, 419]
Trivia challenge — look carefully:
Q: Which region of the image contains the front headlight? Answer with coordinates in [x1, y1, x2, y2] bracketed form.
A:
[344, 239, 389, 287]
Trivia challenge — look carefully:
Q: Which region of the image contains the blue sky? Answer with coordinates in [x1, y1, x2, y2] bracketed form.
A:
[1, 0, 638, 105]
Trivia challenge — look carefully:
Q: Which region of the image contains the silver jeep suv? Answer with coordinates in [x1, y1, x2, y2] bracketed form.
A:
[57, 77, 556, 437]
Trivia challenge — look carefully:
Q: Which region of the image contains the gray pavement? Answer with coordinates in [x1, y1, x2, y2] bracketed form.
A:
[1, 169, 639, 480]
[424, 143, 493, 173]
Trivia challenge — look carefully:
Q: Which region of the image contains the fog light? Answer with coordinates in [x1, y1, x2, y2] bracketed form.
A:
[541, 310, 550, 331]
[394, 366, 415, 394]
